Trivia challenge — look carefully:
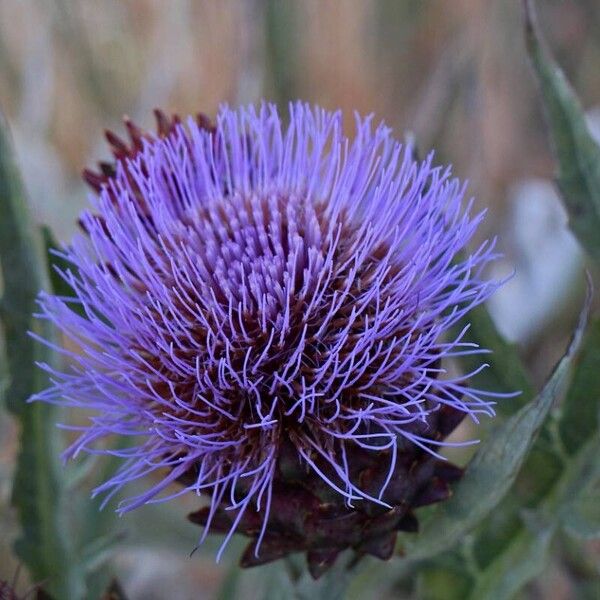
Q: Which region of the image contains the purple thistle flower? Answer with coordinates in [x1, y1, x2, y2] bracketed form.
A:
[33, 103, 502, 574]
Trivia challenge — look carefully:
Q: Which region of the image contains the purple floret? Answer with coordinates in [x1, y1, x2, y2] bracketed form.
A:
[32, 102, 501, 558]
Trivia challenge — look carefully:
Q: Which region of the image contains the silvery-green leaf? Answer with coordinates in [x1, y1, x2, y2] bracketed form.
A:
[79, 437, 133, 597]
[405, 289, 589, 561]
[80, 531, 126, 575]
[466, 435, 600, 598]
[415, 271, 596, 596]
[523, 0, 600, 261]
[429, 358, 599, 598]
[558, 436, 600, 540]
[346, 557, 412, 600]
[0, 116, 51, 417]
[562, 485, 600, 540]
[466, 515, 556, 600]
[0, 111, 84, 599]
[417, 514, 555, 600]
[41, 229, 127, 595]
[259, 555, 351, 600]
[558, 318, 600, 454]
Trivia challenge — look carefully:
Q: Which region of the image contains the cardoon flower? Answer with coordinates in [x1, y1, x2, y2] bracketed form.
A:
[33, 103, 500, 578]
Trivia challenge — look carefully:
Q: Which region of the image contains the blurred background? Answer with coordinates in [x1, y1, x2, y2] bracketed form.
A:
[0, 1, 598, 598]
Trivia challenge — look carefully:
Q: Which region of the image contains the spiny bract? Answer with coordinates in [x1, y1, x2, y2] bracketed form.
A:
[33, 103, 501, 577]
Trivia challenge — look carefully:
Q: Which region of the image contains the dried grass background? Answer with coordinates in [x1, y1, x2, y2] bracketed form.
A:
[0, 1, 599, 598]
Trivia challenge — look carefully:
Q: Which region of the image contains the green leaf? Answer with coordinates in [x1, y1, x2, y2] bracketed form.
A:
[292, 568, 350, 600]
[258, 555, 351, 600]
[557, 318, 600, 454]
[458, 436, 600, 598]
[563, 486, 600, 540]
[405, 291, 589, 561]
[417, 287, 598, 598]
[78, 438, 133, 598]
[466, 514, 556, 600]
[41, 227, 123, 595]
[0, 111, 85, 598]
[345, 557, 412, 600]
[558, 436, 600, 540]
[0, 124, 51, 416]
[455, 302, 534, 415]
[523, 0, 600, 261]
[80, 530, 126, 576]
[553, 320, 600, 541]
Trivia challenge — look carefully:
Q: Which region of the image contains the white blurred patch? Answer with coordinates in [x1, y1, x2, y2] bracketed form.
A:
[487, 178, 583, 344]
[586, 105, 600, 143]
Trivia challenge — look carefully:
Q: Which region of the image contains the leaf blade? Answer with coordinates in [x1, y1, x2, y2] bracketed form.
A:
[558, 318, 600, 454]
[406, 290, 589, 561]
[523, 0, 600, 261]
[0, 111, 84, 599]
[467, 516, 556, 600]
